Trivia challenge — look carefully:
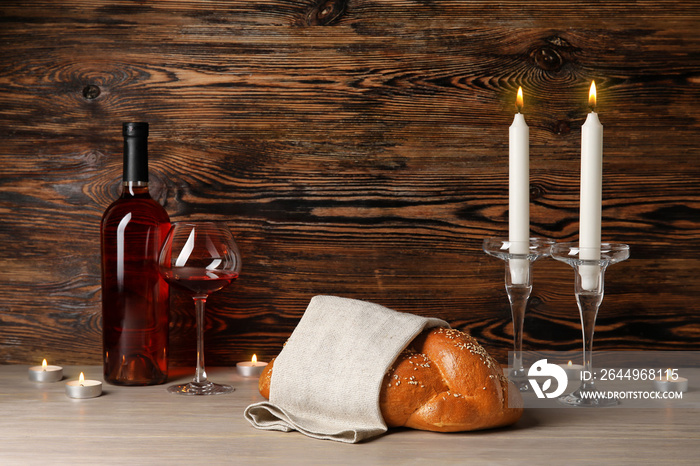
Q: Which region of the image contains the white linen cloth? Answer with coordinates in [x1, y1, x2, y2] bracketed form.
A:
[244, 295, 448, 443]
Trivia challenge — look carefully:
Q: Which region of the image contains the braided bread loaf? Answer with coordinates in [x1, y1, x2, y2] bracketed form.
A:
[258, 327, 522, 432]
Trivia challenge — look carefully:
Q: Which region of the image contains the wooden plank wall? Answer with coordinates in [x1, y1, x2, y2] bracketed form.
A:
[1, 1, 698, 366]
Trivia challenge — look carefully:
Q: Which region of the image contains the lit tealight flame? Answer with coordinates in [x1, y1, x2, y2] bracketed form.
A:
[252, 354, 258, 364]
[588, 80, 597, 111]
[567, 360, 573, 367]
[42, 359, 48, 371]
[79, 372, 85, 386]
[516, 86, 524, 113]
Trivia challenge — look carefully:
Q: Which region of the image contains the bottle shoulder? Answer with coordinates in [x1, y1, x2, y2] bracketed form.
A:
[102, 196, 170, 226]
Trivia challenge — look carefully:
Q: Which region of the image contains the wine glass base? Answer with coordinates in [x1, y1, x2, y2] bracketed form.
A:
[558, 390, 619, 407]
[167, 381, 234, 395]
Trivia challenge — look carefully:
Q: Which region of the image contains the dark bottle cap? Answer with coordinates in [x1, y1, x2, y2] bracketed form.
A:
[123, 122, 149, 138]
[122, 122, 149, 182]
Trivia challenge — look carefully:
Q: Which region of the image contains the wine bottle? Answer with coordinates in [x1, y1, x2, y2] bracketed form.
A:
[100, 122, 171, 385]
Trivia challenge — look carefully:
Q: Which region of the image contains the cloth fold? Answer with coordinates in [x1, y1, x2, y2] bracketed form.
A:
[244, 295, 448, 443]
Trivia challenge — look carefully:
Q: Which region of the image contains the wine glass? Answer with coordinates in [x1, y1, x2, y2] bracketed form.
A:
[158, 221, 242, 395]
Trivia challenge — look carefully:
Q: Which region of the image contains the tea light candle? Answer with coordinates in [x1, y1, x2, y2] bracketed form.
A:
[28, 359, 63, 382]
[560, 361, 584, 381]
[237, 354, 268, 377]
[65, 372, 102, 399]
[652, 370, 688, 393]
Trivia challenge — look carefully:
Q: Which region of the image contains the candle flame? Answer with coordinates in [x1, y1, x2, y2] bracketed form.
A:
[567, 360, 573, 367]
[588, 81, 597, 110]
[516, 86, 524, 112]
[79, 372, 85, 384]
[252, 354, 257, 364]
[42, 359, 48, 370]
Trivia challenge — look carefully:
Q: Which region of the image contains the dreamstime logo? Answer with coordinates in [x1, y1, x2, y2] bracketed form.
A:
[528, 359, 568, 399]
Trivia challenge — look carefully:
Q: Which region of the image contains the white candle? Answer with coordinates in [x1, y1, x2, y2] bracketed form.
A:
[65, 372, 102, 399]
[652, 369, 688, 393]
[28, 359, 63, 383]
[509, 86, 530, 285]
[237, 354, 268, 377]
[559, 360, 584, 381]
[579, 81, 603, 291]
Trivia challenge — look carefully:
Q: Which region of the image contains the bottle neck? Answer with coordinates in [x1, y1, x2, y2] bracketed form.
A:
[122, 122, 149, 184]
[121, 181, 150, 198]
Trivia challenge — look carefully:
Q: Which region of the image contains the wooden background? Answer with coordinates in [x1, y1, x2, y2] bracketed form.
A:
[1, 1, 698, 367]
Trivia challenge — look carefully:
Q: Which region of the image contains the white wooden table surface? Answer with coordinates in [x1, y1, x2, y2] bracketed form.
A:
[2, 365, 699, 465]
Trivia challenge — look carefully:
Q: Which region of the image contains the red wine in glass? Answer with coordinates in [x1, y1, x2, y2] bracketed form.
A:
[162, 267, 239, 295]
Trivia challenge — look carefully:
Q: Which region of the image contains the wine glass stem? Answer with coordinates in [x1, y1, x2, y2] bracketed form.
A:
[193, 296, 208, 384]
[577, 291, 603, 391]
[506, 284, 531, 376]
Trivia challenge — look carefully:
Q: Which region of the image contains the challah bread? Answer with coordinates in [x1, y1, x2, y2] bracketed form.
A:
[258, 327, 522, 432]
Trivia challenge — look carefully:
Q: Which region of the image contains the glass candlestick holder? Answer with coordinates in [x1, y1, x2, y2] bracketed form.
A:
[483, 237, 554, 391]
[552, 242, 629, 407]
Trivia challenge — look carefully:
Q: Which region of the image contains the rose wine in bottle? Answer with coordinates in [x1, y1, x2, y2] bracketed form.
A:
[101, 122, 171, 385]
